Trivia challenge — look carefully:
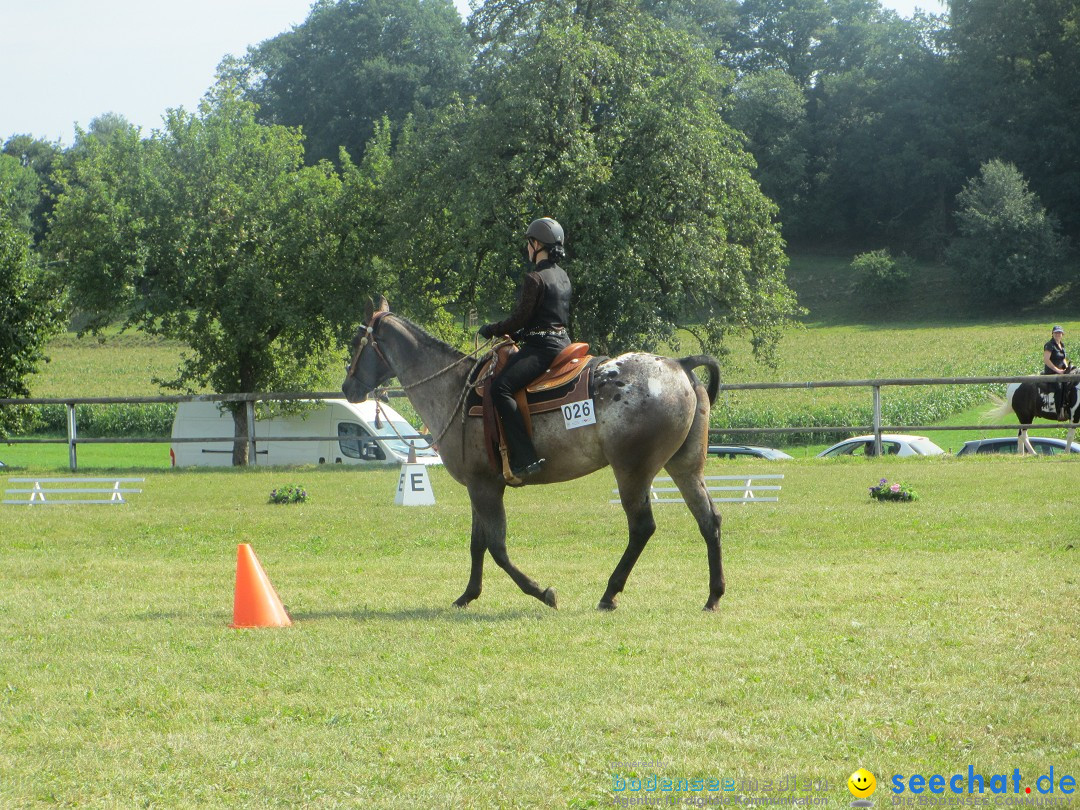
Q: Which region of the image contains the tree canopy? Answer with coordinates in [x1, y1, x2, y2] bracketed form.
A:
[240, 0, 471, 165]
[379, 0, 798, 360]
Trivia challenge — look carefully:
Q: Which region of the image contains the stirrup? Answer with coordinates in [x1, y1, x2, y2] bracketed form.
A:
[512, 458, 546, 478]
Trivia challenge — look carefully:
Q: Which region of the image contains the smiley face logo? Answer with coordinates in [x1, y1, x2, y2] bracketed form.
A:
[848, 768, 876, 799]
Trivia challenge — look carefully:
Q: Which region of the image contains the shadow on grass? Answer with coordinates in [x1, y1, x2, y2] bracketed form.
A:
[290, 606, 545, 623]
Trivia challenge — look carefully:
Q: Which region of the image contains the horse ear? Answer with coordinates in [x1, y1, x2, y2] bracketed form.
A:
[375, 295, 390, 313]
[363, 297, 375, 321]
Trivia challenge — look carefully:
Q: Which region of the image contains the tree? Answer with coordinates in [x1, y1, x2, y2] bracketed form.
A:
[2, 134, 63, 245]
[0, 209, 64, 436]
[47, 80, 364, 464]
[727, 70, 809, 232]
[947, 159, 1067, 303]
[240, 0, 471, 165]
[379, 0, 799, 363]
[805, 11, 964, 250]
[0, 154, 40, 235]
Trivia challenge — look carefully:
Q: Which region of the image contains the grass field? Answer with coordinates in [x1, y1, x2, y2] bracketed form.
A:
[5, 254, 1078, 806]
[2, 459, 1077, 807]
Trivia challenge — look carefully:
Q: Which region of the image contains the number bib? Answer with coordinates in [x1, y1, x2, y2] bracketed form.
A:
[561, 398, 597, 429]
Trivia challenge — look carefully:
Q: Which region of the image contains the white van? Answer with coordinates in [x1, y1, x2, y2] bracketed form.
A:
[170, 399, 441, 467]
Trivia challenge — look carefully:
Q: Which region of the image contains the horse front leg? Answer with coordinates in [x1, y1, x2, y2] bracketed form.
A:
[452, 521, 487, 608]
[599, 474, 657, 611]
[1066, 425, 1076, 454]
[462, 479, 557, 609]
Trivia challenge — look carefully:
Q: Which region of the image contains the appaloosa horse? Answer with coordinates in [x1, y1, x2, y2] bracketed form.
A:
[342, 297, 725, 611]
[995, 365, 1080, 454]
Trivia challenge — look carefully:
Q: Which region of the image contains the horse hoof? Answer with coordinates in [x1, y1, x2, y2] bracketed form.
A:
[543, 587, 558, 609]
[452, 593, 476, 608]
[597, 600, 617, 612]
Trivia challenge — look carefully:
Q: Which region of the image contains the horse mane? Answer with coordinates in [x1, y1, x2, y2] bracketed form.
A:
[388, 312, 467, 359]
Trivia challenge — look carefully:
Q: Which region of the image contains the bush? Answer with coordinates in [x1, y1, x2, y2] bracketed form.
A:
[851, 249, 912, 294]
[269, 484, 307, 505]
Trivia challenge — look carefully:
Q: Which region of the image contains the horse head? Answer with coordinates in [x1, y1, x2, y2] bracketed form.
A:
[342, 296, 395, 403]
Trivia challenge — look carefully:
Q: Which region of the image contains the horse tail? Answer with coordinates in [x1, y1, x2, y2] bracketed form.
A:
[678, 355, 722, 405]
[985, 394, 1010, 424]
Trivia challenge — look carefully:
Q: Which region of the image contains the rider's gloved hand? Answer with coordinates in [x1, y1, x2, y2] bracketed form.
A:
[478, 324, 495, 339]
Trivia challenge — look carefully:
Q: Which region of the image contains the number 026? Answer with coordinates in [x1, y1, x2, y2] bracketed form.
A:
[562, 399, 596, 429]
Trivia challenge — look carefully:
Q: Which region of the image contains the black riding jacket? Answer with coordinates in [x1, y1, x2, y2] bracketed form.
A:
[487, 260, 572, 342]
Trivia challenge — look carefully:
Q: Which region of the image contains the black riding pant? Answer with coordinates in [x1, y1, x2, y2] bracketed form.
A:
[1041, 370, 1067, 416]
[491, 335, 568, 470]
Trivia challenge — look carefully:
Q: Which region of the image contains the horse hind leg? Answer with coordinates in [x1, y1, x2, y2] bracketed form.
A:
[1018, 427, 1037, 456]
[663, 383, 724, 610]
[665, 461, 724, 611]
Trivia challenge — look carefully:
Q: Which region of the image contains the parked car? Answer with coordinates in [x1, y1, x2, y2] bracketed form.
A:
[816, 434, 945, 458]
[708, 444, 793, 460]
[956, 436, 1080, 456]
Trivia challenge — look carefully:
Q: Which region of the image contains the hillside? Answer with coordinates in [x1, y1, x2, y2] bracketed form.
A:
[784, 251, 1080, 327]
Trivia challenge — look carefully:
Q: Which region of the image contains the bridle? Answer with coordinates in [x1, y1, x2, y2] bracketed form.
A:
[346, 309, 392, 382]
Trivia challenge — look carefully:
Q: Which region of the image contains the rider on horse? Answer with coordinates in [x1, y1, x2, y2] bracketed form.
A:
[478, 217, 572, 478]
[1042, 325, 1068, 418]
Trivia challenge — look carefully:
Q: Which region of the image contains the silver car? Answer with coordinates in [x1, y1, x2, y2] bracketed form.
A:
[817, 434, 945, 458]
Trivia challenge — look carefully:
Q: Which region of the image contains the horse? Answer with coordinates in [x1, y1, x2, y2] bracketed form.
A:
[993, 365, 1080, 455]
[342, 296, 726, 611]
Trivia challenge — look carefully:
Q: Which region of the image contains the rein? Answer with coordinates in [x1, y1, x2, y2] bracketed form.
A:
[348, 310, 507, 449]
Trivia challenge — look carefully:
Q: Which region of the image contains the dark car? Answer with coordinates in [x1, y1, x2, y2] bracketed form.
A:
[708, 444, 793, 460]
[956, 437, 1080, 456]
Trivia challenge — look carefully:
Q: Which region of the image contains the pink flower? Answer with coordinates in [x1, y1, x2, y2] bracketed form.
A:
[890, 483, 901, 492]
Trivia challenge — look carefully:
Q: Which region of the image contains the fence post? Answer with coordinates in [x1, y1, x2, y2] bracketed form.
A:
[246, 400, 257, 467]
[66, 402, 78, 471]
[872, 385, 882, 456]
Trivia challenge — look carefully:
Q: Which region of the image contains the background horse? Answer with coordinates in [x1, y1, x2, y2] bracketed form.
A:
[993, 366, 1079, 454]
[343, 297, 725, 611]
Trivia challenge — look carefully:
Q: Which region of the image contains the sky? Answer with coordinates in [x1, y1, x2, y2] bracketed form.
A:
[1, 0, 947, 147]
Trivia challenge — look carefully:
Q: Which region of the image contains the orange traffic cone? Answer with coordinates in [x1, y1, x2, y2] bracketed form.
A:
[231, 543, 292, 628]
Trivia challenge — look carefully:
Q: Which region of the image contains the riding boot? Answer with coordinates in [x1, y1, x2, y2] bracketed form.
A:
[496, 400, 544, 476]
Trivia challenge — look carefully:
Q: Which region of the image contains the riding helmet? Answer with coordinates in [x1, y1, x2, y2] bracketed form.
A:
[525, 217, 564, 248]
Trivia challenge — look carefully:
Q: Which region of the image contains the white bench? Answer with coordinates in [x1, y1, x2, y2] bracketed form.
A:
[612, 474, 783, 505]
[3, 477, 145, 505]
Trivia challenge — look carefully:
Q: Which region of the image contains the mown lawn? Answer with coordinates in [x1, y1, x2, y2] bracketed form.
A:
[1, 459, 1077, 807]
